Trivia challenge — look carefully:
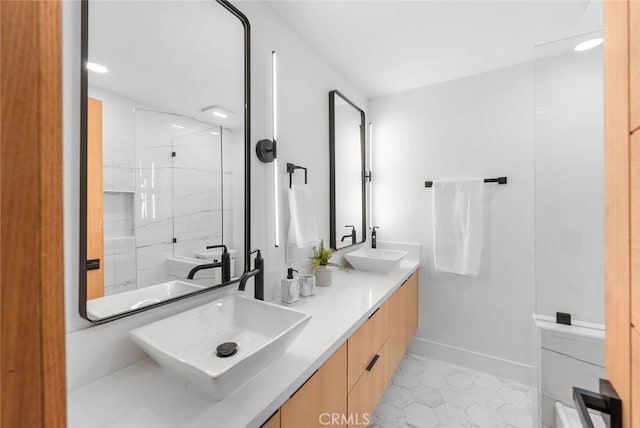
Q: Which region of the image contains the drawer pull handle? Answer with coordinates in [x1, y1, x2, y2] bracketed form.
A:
[368, 307, 380, 319]
[366, 354, 380, 372]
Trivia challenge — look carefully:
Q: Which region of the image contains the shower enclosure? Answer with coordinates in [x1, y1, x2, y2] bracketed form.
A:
[533, 30, 606, 428]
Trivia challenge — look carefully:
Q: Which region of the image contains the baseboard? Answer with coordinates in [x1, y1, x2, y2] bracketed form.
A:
[408, 336, 536, 386]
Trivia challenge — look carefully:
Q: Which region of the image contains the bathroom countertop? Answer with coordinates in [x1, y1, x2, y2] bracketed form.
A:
[68, 259, 419, 428]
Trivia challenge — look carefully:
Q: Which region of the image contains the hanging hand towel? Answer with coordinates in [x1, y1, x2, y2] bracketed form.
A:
[433, 179, 484, 276]
[287, 183, 319, 249]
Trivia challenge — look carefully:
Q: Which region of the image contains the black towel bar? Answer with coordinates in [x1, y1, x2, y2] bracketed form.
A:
[424, 177, 507, 188]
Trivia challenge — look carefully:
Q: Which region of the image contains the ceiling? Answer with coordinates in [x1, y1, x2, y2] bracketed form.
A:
[266, 0, 603, 98]
[88, 1, 245, 129]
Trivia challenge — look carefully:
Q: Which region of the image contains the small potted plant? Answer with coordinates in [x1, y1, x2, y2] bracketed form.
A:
[310, 240, 342, 286]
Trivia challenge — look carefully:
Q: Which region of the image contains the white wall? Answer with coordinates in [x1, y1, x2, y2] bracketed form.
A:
[534, 43, 605, 325]
[245, 1, 367, 285]
[369, 64, 537, 383]
[63, 0, 366, 389]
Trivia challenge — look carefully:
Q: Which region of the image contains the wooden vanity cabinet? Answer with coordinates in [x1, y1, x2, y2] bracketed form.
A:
[261, 410, 280, 428]
[280, 342, 347, 428]
[275, 271, 419, 428]
[347, 271, 419, 426]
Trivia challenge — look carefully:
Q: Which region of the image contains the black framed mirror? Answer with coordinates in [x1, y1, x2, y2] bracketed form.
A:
[329, 90, 366, 250]
[79, 0, 251, 323]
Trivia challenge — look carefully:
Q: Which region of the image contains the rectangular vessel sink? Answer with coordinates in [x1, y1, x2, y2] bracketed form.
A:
[129, 294, 311, 399]
[87, 280, 204, 319]
[345, 248, 409, 273]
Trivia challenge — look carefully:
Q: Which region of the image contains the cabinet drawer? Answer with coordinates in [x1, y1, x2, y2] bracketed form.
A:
[347, 303, 389, 392]
[347, 338, 392, 427]
[280, 342, 347, 428]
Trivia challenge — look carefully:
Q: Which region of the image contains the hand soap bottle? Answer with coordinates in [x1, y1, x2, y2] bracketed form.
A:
[281, 268, 299, 305]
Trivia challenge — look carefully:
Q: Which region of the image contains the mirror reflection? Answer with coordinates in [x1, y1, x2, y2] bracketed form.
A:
[82, 0, 246, 321]
[329, 90, 366, 250]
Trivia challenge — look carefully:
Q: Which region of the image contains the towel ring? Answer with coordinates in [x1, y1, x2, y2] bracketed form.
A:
[287, 163, 308, 188]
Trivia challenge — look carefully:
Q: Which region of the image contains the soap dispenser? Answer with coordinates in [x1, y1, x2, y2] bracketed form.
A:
[371, 226, 379, 249]
[281, 268, 299, 305]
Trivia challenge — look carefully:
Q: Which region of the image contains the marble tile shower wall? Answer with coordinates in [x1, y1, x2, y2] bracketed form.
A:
[89, 87, 227, 294]
[134, 110, 225, 288]
[171, 129, 224, 260]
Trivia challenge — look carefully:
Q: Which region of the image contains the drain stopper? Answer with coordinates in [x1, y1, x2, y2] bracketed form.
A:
[216, 342, 238, 358]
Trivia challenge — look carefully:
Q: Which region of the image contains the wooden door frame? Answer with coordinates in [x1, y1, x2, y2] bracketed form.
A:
[605, 1, 632, 426]
[0, 1, 66, 426]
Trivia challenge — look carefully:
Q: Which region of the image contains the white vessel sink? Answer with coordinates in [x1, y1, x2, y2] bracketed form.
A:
[129, 294, 311, 399]
[87, 280, 204, 319]
[345, 248, 409, 273]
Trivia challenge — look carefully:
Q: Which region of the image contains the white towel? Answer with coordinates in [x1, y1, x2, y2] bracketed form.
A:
[433, 179, 484, 276]
[287, 184, 319, 249]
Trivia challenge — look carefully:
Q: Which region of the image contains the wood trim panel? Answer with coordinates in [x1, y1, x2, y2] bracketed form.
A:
[0, 1, 66, 426]
[86, 97, 104, 299]
[632, 130, 640, 330]
[633, 326, 640, 427]
[630, 0, 640, 132]
[604, 1, 632, 426]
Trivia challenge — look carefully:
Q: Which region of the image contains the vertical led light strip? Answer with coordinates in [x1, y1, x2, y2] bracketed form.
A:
[272, 51, 280, 247]
[369, 122, 373, 229]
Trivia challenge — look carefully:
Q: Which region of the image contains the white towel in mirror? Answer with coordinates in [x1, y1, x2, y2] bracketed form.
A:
[432, 179, 484, 276]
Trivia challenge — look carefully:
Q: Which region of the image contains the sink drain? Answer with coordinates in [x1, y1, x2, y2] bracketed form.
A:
[216, 342, 238, 358]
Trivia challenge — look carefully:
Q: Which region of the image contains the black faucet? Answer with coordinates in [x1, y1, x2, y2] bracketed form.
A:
[340, 225, 356, 245]
[187, 244, 231, 282]
[371, 226, 379, 249]
[238, 249, 264, 300]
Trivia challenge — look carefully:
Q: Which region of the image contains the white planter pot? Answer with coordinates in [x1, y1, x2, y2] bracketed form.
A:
[314, 266, 333, 287]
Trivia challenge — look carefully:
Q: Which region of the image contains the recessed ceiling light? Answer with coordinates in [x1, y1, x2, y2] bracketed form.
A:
[87, 62, 108, 73]
[200, 105, 235, 119]
[210, 131, 220, 135]
[574, 38, 603, 52]
[171, 123, 184, 129]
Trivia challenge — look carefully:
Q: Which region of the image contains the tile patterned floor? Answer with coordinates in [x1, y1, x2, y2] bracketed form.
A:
[369, 353, 535, 428]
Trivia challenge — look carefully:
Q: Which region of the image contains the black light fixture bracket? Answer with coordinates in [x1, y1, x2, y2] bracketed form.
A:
[256, 139, 276, 163]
